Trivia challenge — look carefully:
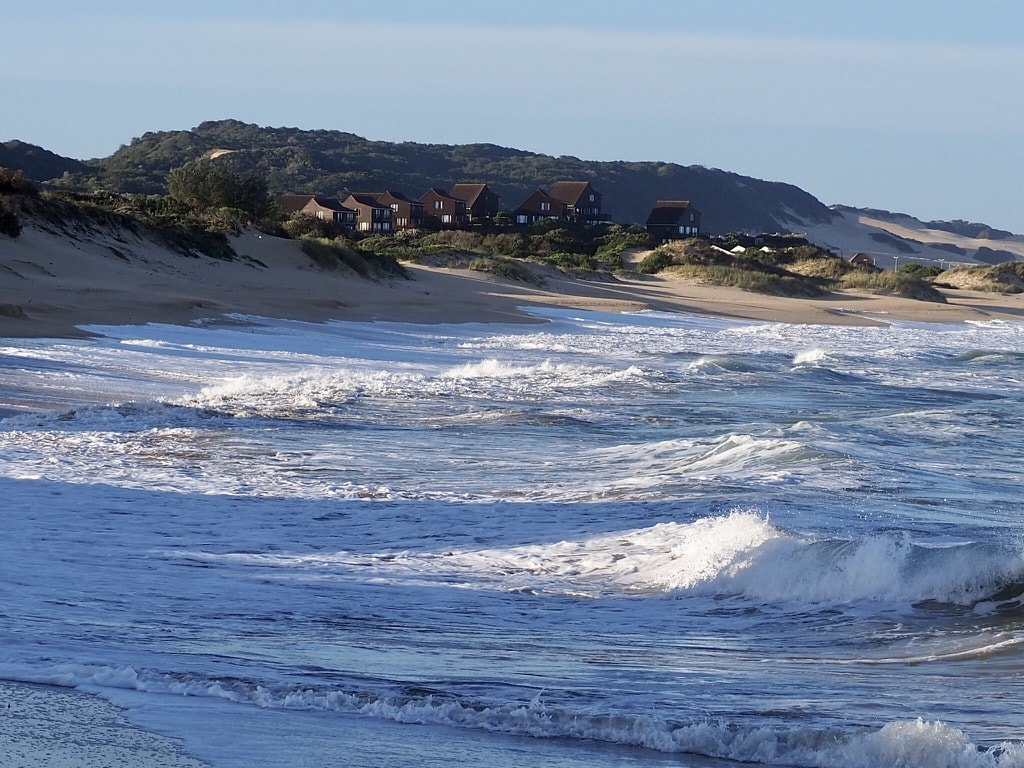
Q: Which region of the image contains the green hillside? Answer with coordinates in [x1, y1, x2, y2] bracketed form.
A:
[20, 120, 833, 234]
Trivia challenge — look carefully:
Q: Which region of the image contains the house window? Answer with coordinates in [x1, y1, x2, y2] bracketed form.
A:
[540, 201, 550, 211]
[434, 200, 443, 210]
[588, 194, 595, 202]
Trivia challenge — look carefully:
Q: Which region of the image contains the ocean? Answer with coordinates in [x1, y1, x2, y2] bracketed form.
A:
[1, 308, 1023, 767]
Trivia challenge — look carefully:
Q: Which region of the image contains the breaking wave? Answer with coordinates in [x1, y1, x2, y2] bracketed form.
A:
[5, 663, 1021, 768]
[173, 511, 1024, 608]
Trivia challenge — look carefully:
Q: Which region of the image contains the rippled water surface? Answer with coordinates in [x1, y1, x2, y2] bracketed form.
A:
[2, 309, 1023, 767]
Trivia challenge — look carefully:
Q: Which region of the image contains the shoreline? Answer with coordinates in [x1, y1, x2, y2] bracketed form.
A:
[0, 679, 207, 767]
[3, 229, 1024, 340]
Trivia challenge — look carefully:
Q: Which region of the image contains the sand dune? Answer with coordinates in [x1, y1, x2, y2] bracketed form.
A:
[2, 225, 1024, 339]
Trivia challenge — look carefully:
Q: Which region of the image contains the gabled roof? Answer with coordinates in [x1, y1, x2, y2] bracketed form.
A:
[420, 187, 463, 202]
[513, 189, 565, 213]
[279, 194, 316, 213]
[371, 190, 420, 204]
[645, 200, 698, 226]
[551, 181, 596, 205]
[450, 183, 489, 206]
[345, 193, 391, 209]
[280, 194, 354, 214]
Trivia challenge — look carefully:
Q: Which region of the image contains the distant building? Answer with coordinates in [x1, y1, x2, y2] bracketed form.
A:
[512, 189, 567, 225]
[419, 188, 468, 227]
[450, 183, 500, 222]
[369, 190, 424, 230]
[645, 200, 701, 240]
[849, 252, 876, 267]
[280, 194, 357, 229]
[342, 193, 394, 233]
[551, 181, 607, 223]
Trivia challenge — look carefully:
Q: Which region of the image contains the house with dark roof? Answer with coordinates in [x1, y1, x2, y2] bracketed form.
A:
[551, 181, 607, 223]
[279, 194, 358, 229]
[419, 188, 468, 227]
[645, 200, 701, 240]
[342, 193, 394, 233]
[512, 189, 567, 225]
[450, 183, 500, 222]
[369, 190, 424, 231]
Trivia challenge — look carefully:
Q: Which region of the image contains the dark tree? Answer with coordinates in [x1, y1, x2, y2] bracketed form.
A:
[166, 160, 275, 221]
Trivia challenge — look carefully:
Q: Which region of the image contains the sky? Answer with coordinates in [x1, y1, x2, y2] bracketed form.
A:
[4, 0, 1024, 232]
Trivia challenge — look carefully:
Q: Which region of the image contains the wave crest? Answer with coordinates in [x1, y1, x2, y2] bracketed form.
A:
[6, 663, 1020, 767]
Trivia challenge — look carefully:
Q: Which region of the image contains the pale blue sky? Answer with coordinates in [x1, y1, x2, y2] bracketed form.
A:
[4, 1, 1023, 231]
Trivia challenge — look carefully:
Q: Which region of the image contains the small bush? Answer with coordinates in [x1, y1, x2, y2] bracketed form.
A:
[300, 237, 371, 276]
[469, 256, 545, 286]
[636, 248, 679, 274]
[0, 202, 21, 237]
[898, 263, 944, 279]
[839, 270, 946, 302]
[421, 229, 487, 252]
[0, 167, 38, 196]
[283, 214, 335, 240]
[544, 251, 600, 270]
[300, 237, 407, 279]
[665, 264, 829, 297]
[593, 226, 652, 265]
[785, 257, 852, 280]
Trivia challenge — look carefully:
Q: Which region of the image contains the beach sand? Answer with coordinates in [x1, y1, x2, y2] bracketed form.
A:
[0, 681, 206, 767]
[2, 228, 1024, 339]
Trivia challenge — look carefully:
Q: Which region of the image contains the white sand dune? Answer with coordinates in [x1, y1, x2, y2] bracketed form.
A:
[803, 207, 1024, 269]
[2, 222, 1024, 340]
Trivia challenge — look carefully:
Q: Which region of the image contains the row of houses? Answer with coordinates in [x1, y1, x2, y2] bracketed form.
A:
[281, 181, 702, 240]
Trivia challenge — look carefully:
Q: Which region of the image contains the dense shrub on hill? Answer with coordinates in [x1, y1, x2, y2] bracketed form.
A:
[166, 159, 276, 226]
[45, 119, 836, 233]
[0, 140, 89, 182]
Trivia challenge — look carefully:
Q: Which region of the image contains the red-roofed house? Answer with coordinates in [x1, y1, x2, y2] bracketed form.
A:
[342, 194, 394, 233]
[512, 189, 567, 225]
[551, 181, 607, 223]
[849, 252, 876, 267]
[369, 190, 424, 231]
[279, 195, 358, 229]
[450, 183, 500, 222]
[419, 188, 468, 227]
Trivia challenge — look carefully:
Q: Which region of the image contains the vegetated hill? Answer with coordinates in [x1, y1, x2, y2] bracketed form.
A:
[35, 119, 834, 234]
[0, 140, 90, 182]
